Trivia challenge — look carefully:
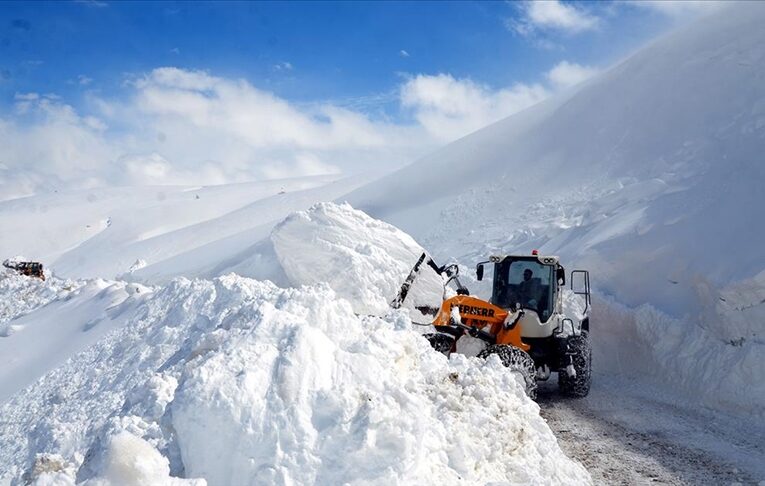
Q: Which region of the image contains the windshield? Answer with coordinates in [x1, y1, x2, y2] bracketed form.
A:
[491, 259, 555, 322]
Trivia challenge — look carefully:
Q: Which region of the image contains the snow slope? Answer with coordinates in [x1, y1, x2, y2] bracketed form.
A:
[0, 174, 369, 283]
[344, 3, 765, 416]
[0, 269, 149, 404]
[0, 205, 590, 485]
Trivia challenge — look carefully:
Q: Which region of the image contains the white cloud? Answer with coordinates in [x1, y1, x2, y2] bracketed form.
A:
[546, 61, 598, 89]
[132, 67, 395, 150]
[511, 0, 600, 36]
[400, 74, 549, 141]
[14, 92, 39, 101]
[0, 95, 115, 195]
[78, 74, 93, 86]
[274, 61, 293, 71]
[1, 62, 602, 196]
[628, 1, 726, 18]
[0, 68, 432, 192]
[399, 50, 410, 58]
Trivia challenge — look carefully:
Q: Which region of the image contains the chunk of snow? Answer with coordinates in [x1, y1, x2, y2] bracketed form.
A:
[80, 432, 203, 486]
[271, 202, 443, 316]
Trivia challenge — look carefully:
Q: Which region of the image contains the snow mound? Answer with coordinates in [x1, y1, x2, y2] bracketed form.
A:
[0, 269, 83, 335]
[1, 275, 589, 485]
[271, 202, 443, 315]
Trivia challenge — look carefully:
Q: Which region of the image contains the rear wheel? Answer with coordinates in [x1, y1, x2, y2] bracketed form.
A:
[478, 344, 537, 400]
[558, 331, 592, 397]
[423, 333, 454, 356]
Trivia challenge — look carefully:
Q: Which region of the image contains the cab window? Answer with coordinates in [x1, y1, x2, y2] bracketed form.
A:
[492, 259, 554, 321]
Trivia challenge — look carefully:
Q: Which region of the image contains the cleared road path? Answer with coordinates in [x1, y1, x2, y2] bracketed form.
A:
[538, 373, 765, 485]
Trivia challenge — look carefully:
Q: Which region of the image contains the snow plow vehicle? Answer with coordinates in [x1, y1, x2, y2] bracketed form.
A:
[392, 251, 591, 400]
[3, 259, 45, 281]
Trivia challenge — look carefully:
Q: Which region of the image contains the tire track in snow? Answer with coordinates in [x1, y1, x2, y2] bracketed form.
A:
[537, 374, 765, 485]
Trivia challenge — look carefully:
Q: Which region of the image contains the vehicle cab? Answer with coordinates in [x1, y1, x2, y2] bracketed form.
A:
[476, 251, 589, 340]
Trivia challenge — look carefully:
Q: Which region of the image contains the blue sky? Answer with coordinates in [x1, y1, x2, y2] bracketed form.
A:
[0, 1, 720, 195]
[1, 1, 679, 112]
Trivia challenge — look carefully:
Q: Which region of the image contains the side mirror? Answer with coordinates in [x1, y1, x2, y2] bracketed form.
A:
[476, 264, 484, 281]
[556, 267, 566, 285]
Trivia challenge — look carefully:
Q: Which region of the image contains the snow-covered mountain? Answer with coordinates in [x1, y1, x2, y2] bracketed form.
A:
[348, 2, 765, 312]
[2, 3, 765, 484]
[345, 2, 765, 415]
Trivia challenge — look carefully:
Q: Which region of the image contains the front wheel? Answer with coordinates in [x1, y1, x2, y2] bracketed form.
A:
[478, 344, 537, 400]
[558, 331, 592, 397]
[423, 333, 454, 356]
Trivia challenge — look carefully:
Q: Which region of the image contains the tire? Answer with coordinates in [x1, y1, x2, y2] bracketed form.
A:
[423, 333, 454, 356]
[558, 331, 592, 398]
[478, 344, 538, 400]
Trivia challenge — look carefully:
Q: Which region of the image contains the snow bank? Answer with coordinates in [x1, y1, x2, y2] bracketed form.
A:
[1, 275, 589, 485]
[593, 274, 765, 417]
[271, 202, 443, 316]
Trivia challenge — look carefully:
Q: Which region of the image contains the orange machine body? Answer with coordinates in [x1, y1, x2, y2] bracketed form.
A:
[432, 294, 530, 352]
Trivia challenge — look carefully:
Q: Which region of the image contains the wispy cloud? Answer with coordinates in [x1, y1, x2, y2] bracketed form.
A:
[399, 59, 597, 142]
[273, 61, 293, 71]
[627, 0, 726, 18]
[509, 0, 600, 36]
[400, 74, 548, 142]
[546, 61, 598, 89]
[399, 50, 410, 58]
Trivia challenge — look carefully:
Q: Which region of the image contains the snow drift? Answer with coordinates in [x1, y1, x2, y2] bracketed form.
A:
[344, 3, 765, 416]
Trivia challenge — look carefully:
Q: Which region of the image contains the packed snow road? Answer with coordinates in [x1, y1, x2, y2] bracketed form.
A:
[538, 373, 765, 485]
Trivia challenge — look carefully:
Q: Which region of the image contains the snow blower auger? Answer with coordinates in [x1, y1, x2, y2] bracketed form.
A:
[392, 250, 592, 399]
